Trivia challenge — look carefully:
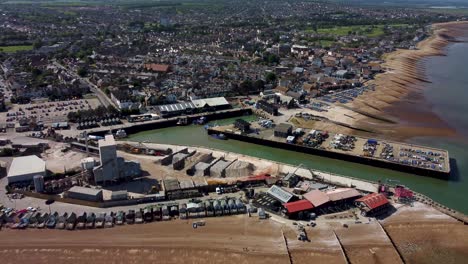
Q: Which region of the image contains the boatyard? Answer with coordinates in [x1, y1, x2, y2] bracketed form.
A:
[208, 119, 450, 178]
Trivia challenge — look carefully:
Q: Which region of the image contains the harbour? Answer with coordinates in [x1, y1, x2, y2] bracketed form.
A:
[207, 122, 450, 178]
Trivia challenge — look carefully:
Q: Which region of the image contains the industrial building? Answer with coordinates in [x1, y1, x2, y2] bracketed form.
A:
[157, 97, 231, 117]
[355, 193, 390, 216]
[92, 135, 141, 185]
[93, 135, 119, 183]
[283, 199, 314, 218]
[110, 190, 128, 201]
[267, 185, 295, 204]
[7, 155, 46, 185]
[66, 186, 103, 202]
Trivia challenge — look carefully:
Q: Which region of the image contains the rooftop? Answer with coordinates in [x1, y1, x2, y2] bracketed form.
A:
[303, 189, 330, 207]
[356, 192, 389, 210]
[8, 155, 46, 178]
[267, 185, 294, 204]
[99, 135, 116, 147]
[68, 186, 102, 196]
[284, 199, 314, 213]
[326, 188, 361, 201]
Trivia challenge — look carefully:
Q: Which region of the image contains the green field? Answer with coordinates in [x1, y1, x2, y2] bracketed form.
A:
[309, 24, 409, 38]
[0, 45, 33, 53]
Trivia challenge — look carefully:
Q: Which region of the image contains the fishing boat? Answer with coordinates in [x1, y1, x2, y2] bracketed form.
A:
[66, 212, 77, 230]
[115, 211, 125, 225]
[104, 212, 114, 228]
[36, 213, 48, 229]
[210, 133, 227, 140]
[85, 213, 96, 229]
[176, 116, 188, 125]
[56, 212, 68, 229]
[193, 116, 207, 125]
[95, 212, 106, 228]
[115, 129, 127, 139]
[76, 213, 87, 230]
[46, 212, 58, 229]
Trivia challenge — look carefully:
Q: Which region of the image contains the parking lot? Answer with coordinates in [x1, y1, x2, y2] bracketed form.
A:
[0, 98, 101, 125]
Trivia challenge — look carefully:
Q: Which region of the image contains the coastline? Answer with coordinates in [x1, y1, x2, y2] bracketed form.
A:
[344, 21, 468, 141]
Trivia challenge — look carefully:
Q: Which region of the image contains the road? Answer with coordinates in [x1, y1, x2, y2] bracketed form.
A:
[52, 60, 117, 109]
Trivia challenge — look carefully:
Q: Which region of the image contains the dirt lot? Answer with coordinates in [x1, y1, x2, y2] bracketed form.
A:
[381, 203, 468, 264]
[0, 216, 290, 264]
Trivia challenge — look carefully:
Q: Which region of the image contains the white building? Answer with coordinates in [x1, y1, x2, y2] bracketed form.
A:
[7, 155, 46, 184]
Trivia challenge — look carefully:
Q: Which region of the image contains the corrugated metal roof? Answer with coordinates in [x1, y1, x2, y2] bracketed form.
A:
[284, 200, 314, 213]
[267, 185, 294, 203]
[355, 193, 389, 210]
[303, 190, 330, 207]
[325, 188, 361, 201]
[191, 97, 229, 108]
[158, 102, 195, 112]
[7, 155, 46, 178]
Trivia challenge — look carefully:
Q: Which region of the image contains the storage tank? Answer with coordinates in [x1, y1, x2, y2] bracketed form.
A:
[33, 175, 44, 193]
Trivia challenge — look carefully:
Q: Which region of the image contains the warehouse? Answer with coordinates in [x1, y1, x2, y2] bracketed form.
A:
[283, 199, 314, 219]
[7, 155, 46, 185]
[191, 97, 231, 111]
[303, 189, 330, 208]
[267, 185, 295, 204]
[66, 186, 103, 202]
[157, 102, 196, 117]
[355, 193, 391, 217]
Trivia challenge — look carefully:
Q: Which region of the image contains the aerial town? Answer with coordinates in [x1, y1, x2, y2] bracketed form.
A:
[0, 0, 467, 263]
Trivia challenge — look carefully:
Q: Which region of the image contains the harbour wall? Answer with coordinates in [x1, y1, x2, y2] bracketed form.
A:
[90, 108, 252, 137]
[207, 129, 450, 179]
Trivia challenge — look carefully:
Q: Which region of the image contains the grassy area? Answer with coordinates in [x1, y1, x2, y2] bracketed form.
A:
[0, 45, 33, 53]
[309, 24, 409, 38]
[319, 40, 335, 47]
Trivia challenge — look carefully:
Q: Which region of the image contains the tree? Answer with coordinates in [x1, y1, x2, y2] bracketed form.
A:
[253, 80, 265, 91]
[33, 40, 43, 49]
[77, 67, 88, 77]
[265, 72, 277, 83]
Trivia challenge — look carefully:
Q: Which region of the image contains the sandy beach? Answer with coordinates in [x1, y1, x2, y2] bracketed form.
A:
[326, 21, 468, 141]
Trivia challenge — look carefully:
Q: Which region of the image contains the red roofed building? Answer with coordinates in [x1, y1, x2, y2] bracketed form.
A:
[283, 200, 314, 219]
[355, 193, 391, 217]
[144, 63, 170, 73]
